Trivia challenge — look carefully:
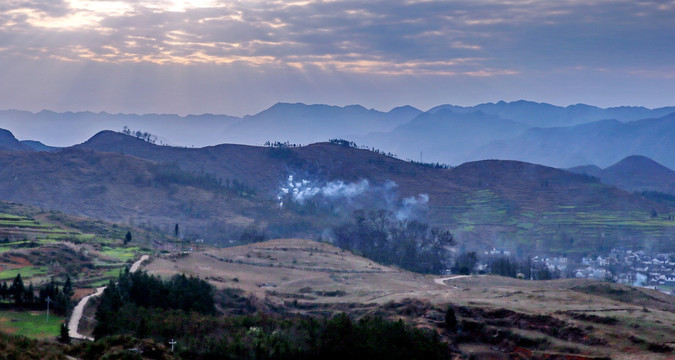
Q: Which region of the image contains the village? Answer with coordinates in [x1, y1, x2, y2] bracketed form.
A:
[532, 248, 675, 295]
[478, 247, 675, 295]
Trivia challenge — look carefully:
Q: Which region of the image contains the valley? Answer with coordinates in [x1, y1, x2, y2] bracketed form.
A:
[1, 0, 673, 356]
[0, 104, 674, 359]
[96, 239, 675, 359]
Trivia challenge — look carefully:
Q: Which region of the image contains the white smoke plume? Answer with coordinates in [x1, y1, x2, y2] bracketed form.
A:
[277, 175, 429, 221]
[633, 272, 647, 287]
[278, 175, 370, 206]
[396, 194, 430, 220]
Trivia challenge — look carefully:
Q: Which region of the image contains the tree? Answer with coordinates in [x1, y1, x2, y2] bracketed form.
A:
[445, 307, 457, 331]
[56, 275, 74, 316]
[25, 282, 34, 305]
[453, 252, 478, 275]
[10, 273, 25, 305]
[59, 322, 71, 344]
[124, 231, 132, 245]
[0, 282, 7, 300]
[332, 210, 454, 274]
[136, 317, 148, 339]
[63, 274, 73, 298]
[174, 223, 180, 238]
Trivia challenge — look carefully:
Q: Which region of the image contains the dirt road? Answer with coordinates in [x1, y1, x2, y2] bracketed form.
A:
[68, 254, 149, 340]
[434, 275, 470, 285]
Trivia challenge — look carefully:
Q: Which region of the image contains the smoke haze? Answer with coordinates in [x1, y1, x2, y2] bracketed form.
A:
[277, 175, 428, 220]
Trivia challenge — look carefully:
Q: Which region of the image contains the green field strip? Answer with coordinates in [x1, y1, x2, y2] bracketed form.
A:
[0, 310, 64, 339]
[100, 246, 140, 261]
[0, 266, 49, 280]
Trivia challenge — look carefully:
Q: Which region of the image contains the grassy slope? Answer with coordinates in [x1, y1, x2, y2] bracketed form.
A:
[75, 133, 675, 252]
[0, 201, 161, 288]
[0, 311, 64, 339]
[144, 239, 675, 359]
[0, 132, 669, 252]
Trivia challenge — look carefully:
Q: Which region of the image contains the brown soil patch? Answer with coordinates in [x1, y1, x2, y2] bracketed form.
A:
[5, 256, 32, 267]
[73, 288, 96, 301]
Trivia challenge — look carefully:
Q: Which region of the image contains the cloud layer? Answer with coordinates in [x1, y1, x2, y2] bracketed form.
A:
[0, 0, 673, 115]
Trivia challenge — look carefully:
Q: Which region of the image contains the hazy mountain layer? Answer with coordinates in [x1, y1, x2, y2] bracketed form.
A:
[569, 155, 675, 195]
[361, 109, 529, 164]
[5, 129, 665, 254]
[2, 101, 674, 170]
[223, 103, 422, 145]
[430, 100, 675, 127]
[473, 113, 675, 168]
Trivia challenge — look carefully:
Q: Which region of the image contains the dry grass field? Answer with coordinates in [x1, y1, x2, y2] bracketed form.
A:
[143, 238, 675, 359]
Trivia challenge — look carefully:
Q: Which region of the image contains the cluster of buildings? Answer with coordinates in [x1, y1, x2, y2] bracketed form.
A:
[571, 249, 674, 294]
[482, 248, 675, 295]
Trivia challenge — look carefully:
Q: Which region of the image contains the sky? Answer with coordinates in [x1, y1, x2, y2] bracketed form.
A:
[0, 0, 673, 116]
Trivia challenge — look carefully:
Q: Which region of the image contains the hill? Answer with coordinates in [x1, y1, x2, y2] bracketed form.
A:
[361, 109, 529, 164]
[66, 131, 675, 253]
[19, 140, 60, 152]
[0, 109, 239, 147]
[430, 100, 675, 127]
[224, 103, 422, 145]
[143, 238, 675, 359]
[473, 113, 675, 168]
[3, 101, 675, 169]
[0, 146, 313, 242]
[569, 155, 675, 195]
[0, 128, 33, 152]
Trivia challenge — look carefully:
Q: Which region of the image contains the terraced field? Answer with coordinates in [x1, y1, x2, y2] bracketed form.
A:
[0, 204, 158, 291]
[436, 190, 675, 255]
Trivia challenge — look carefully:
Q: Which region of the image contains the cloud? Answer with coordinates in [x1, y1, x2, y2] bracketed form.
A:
[3, 0, 673, 73]
[0, 0, 673, 115]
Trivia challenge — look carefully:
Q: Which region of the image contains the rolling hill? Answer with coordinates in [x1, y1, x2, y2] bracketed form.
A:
[223, 102, 422, 145]
[0, 129, 654, 253]
[0, 109, 240, 147]
[3, 101, 675, 169]
[0, 129, 33, 152]
[0, 146, 310, 242]
[360, 109, 529, 164]
[430, 100, 675, 127]
[473, 113, 675, 168]
[143, 238, 675, 359]
[569, 155, 675, 195]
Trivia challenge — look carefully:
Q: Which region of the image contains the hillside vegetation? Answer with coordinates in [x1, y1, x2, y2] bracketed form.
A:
[141, 239, 674, 359]
[0, 128, 668, 253]
[78, 132, 675, 253]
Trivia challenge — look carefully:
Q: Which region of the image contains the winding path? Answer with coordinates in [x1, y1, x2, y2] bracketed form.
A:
[434, 274, 470, 285]
[68, 255, 149, 340]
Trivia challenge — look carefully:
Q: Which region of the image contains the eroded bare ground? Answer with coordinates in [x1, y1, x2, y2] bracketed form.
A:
[143, 239, 675, 359]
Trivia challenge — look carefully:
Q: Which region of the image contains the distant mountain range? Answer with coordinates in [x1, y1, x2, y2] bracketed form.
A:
[224, 103, 422, 145]
[473, 112, 675, 168]
[1, 100, 675, 169]
[0, 127, 673, 254]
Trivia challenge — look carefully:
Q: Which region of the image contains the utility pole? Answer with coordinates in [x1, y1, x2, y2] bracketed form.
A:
[169, 339, 177, 352]
[46, 296, 52, 322]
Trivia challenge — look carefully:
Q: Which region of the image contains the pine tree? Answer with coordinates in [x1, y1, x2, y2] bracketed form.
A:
[136, 317, 148, 339]
[25, 282, 34, 305]
[59, 322, 71, 344]
[10, 274, 24, 305]
[0, 282, 7, 300]
[124, 231, 132, 245]
[63, 275, 73, 298]
[445, 307, 457, 331]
